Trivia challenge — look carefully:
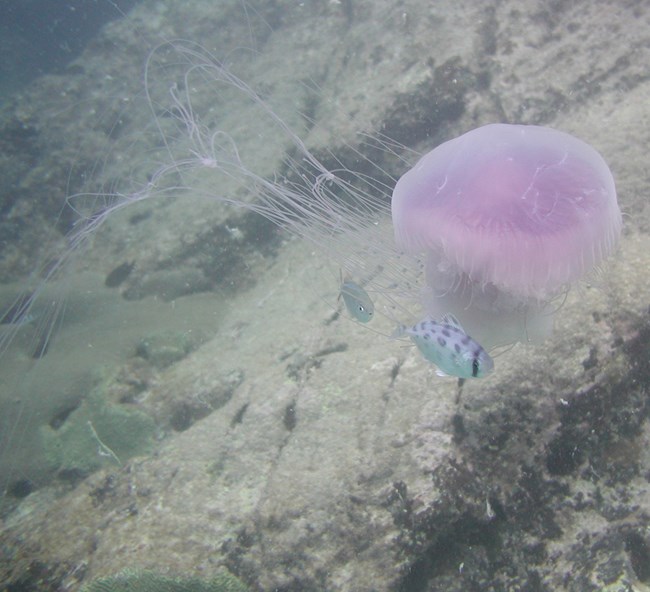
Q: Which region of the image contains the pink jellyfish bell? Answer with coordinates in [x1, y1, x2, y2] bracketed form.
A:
[391, 123, 622, 348]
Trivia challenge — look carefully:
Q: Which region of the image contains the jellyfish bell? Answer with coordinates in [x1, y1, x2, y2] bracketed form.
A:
[391, 123, 622, 349]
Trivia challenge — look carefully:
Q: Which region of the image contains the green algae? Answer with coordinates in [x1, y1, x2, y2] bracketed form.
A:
[39, 387, 156, 476]
[80, 569, 249, 592]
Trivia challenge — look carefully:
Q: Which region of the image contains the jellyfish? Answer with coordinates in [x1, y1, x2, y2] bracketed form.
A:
[0, 48, 623, 367]
[0, 43, 622, 497]
[391, 124, 622, 349]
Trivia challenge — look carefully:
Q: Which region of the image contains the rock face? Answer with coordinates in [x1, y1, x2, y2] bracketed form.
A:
[2, 1, 650, 591]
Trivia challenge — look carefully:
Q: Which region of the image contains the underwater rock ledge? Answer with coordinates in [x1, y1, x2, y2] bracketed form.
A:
[1, 1, 650, 591]
[1, 230, 650, 592]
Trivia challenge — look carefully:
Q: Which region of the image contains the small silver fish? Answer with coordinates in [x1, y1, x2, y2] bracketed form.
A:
[395, 314, 494, 378]
[339, 277, 374, 323]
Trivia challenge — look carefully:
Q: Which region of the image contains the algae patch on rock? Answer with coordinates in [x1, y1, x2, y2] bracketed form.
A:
[136, 330, 199, 369]
[80, 569, 249, 592]
[39, 387, 156, 477]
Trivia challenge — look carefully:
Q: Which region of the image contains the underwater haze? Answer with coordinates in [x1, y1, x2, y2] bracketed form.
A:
[0, 0, 140, 96]
[1, 1, 650, 591]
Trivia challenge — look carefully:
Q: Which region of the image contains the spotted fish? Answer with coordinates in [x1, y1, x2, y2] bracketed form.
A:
[396, 314, 494, 378]
[339, 277, 374, 323]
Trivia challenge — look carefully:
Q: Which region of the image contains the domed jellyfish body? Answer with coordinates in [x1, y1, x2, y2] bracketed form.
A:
[391, 124, 622, 349]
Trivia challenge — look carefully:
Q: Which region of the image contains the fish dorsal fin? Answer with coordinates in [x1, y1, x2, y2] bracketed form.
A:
[440, 313, 465, 333]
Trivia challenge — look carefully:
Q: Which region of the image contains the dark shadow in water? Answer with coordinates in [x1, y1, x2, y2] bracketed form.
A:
[1, 0, 140, 95]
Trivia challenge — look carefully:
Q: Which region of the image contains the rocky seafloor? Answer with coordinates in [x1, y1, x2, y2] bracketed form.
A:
[1, 1, 650, 591]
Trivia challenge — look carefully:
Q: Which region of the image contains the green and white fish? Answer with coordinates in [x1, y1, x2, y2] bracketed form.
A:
[395, 314, 494, 378]
[339, 277, 374, 323]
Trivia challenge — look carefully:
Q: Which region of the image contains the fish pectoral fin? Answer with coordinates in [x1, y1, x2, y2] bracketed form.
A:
[461, 351, 475, 362]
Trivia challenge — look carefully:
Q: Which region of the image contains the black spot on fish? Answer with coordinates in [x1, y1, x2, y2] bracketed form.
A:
[461, 335, 471, 345]
[419, 321, 427, 331]
[437, 336, 446, 347]
[105, 261, 135, 287]
[454, 343, 461, 353]
[472, 357, 480, 377]
[442, 328, 451, 337]
[423, 333, 430, 340]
